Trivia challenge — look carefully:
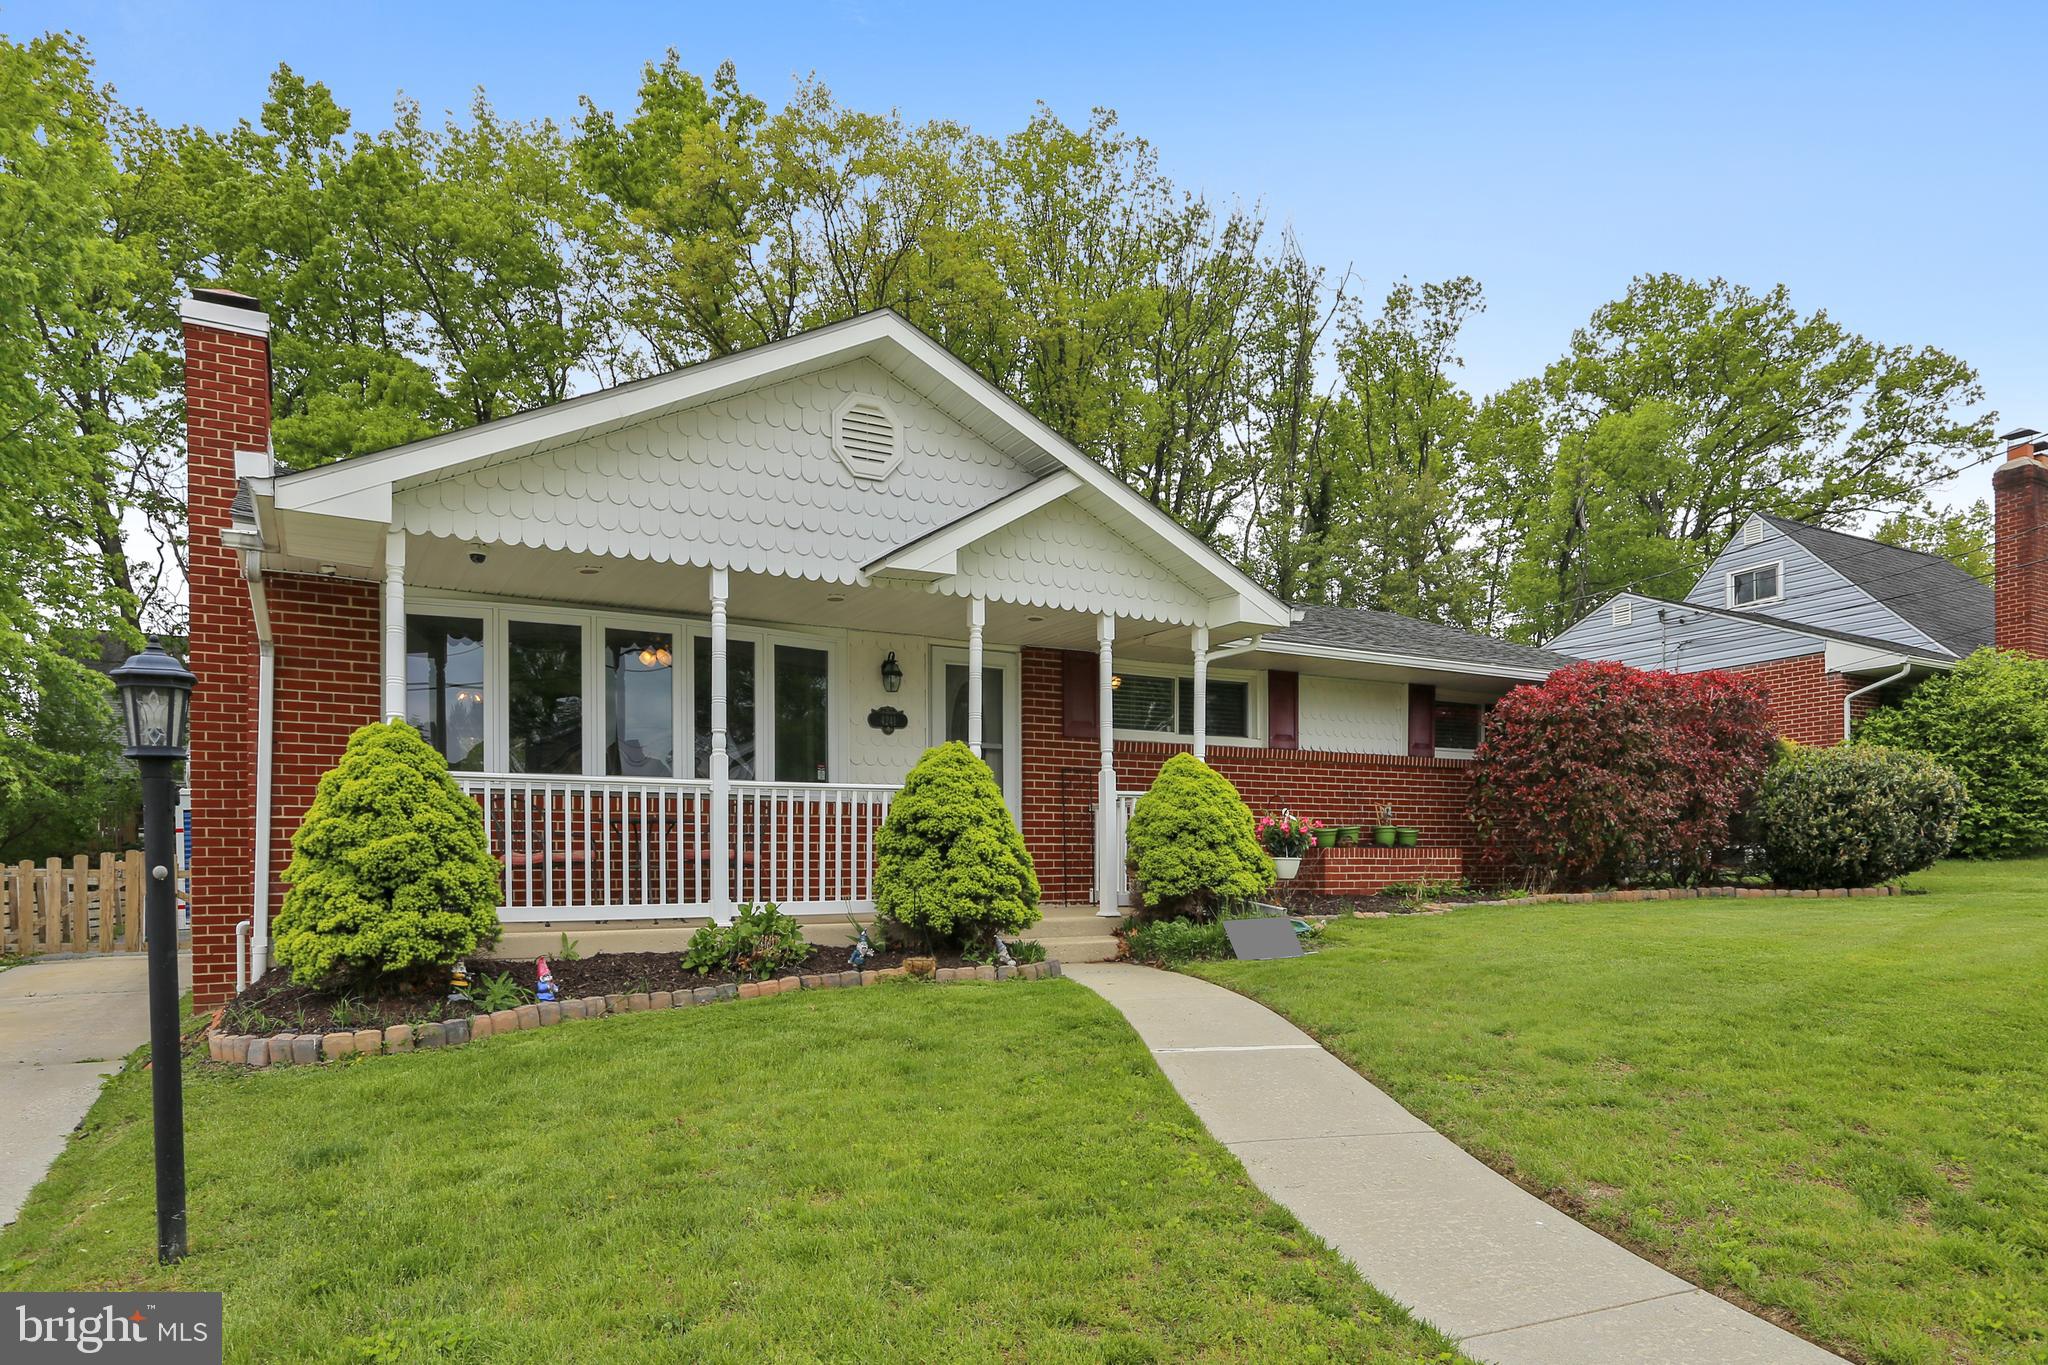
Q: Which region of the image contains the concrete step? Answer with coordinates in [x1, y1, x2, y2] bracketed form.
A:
[1029, 933, 1122, 964]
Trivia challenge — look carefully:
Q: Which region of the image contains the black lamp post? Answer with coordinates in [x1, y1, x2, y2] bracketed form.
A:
[109, 637, 196, 1264]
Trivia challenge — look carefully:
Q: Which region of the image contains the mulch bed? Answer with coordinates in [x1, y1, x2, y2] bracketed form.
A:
[221, 945, 987, 1035]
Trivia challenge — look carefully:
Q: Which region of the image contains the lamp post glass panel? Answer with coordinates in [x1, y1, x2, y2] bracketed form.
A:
[109, 638, 195, 1264]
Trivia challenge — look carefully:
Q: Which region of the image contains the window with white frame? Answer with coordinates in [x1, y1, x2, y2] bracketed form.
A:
[1727, 562, 1782, 607]
[405, 601, 838, 781]
[1110, 670, 1255, 740]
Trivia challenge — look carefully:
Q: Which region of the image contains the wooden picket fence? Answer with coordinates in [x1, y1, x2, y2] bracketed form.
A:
[1, 852, 151, 956]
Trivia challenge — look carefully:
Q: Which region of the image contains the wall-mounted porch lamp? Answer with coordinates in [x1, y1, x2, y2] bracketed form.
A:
[880, 651, 903, 693]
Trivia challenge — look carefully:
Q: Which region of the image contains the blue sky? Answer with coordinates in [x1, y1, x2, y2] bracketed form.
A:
[13, 0, 2042, 510]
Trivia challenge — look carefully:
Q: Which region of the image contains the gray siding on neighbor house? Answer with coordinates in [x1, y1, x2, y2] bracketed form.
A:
[1549, 593, 1831, 671]
[1683, 516, 1949, 655]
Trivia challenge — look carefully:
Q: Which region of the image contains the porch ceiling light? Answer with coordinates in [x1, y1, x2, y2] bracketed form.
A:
[880, 651, 903, 693]
[637, 646, 673, 668]
[1110, 675, 1122, 690]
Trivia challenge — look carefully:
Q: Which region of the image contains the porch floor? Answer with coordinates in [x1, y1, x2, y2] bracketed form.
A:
[493, 904, 1121, 964]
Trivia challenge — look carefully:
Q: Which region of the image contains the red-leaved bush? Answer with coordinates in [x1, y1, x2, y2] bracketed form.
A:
[1469, 661, 1775, 889]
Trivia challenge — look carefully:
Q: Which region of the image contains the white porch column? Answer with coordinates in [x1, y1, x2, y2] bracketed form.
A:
[381, 529, 406, 722]
[967, 595, 986, 758]
[1191, 624, 1210, 761]
[709, 568, 733, 923]
[1097, 613, 1119, 918]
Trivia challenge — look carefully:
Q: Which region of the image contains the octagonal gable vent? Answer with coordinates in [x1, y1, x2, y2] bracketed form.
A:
[832, 395, 902, 481]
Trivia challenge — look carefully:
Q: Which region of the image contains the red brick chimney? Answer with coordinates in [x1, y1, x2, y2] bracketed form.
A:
[1994, 427, 2048, 658]
[181, 288, 271, 1007]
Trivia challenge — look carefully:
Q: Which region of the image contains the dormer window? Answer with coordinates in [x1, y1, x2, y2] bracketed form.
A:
[1728, 561, 1782, 607]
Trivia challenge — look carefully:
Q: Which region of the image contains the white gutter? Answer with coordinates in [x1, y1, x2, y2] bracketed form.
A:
[241, 549, 277, 982]
[1842, 661, 1912, 742]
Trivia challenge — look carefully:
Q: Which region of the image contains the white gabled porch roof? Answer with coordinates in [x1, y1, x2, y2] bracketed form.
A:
[239, 310, 1294, 640]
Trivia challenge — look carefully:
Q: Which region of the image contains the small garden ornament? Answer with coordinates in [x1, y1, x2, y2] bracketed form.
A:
[845, 915, 876, 969]
[535, 957, 558, 1003]
[994, 936, 1016, 968]
[447, 961, 471, 1002]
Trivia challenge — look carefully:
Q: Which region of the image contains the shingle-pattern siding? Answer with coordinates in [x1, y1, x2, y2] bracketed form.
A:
[944, 498, 1210, 625]
[395, 358, 1044, 584]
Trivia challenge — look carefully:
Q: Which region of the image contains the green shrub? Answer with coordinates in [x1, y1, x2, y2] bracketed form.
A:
[1124, 917, 1233, 965]
[1752, 745, 1966, 889]
[1125, 753, 1273, 918]
[273, 722, 501, 989]
[681, 902, 809, 980]
[874, 742, 1040, 950]
[1854, 648, 2048, 858]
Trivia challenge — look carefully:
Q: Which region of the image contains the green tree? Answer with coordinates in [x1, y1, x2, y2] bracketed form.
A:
[873, 742, 1039, 950]
[273, 722, 502, 988]
[1124, 753, 1272, 918]
[1856, 649, 2048, 858]
[1478, 275, 1995, 640]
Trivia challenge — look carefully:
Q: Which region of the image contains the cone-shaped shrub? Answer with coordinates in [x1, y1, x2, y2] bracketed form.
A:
[1125, 753, 1272, 918]
[874, 741, 1039, 949]
[274, 721, 502, 988]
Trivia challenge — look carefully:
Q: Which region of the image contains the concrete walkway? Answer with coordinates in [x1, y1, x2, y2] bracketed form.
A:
[1067, 963, 1843, 1365]
[0, 953, 188, 1226]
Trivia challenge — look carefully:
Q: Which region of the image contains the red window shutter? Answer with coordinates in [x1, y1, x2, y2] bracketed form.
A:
[1267, 670, 1298, 750]
[1061, 651, 1098, 739]
[1408, 683, 1436, 758]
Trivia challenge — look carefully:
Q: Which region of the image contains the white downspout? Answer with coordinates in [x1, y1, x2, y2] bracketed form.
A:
[243, 558, 277, 981]
[1842, 662, 1912, 743]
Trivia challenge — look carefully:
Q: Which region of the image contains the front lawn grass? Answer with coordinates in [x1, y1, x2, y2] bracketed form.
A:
[1192, 857, 2048, 1364]
[0, 979, 1459, 1363]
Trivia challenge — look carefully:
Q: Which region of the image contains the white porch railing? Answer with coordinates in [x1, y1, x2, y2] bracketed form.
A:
[459, 774, 898, 923]
[1111, 790, 1141, 908]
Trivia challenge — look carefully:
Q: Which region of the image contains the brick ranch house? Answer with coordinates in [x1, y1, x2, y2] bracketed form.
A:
[183, 291, 1568, 1006]
[1550, 432, 2048, 744]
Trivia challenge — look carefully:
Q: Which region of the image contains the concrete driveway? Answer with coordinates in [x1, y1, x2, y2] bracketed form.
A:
[0, 952, 190, 1226]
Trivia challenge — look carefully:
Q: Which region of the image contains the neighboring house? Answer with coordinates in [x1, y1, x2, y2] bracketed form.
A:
[1550, 431, 2048, 743]
[181, 291, 1566, 1006]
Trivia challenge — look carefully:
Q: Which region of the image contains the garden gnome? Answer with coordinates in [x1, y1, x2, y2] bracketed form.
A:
[993, 936, 1015, 968]
[535, 956, 558, 1003]
[448, 961, 471, 1003]
[848, 925, 875, 969]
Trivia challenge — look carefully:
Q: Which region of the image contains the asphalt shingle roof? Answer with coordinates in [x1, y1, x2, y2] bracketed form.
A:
[1267, 604, 1572, 675]
[1757, 513, 1992, 657]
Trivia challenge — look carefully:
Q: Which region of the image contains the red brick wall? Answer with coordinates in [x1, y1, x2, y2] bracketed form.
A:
[1019, 647, 1477, 902]
[184, 316, 269, 1007]
[258, 574, 381, 937]
[1285, 844, 1465, 899]
[1993, 452, 2048, 658]
[1721, 652, 1890, 746]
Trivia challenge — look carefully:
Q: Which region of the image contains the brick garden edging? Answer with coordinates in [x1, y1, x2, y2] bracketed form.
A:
[206, 960, 1064, 1069]
[1387, 883, 1902, 916]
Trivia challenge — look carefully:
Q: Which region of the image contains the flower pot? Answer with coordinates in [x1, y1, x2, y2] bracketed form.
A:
[1314, 827, 1341, 847]
[1395, 827, 1419, 847]
[1338, 825, 1363, 845]
[1271, 855, 1302, 880]
[1373, 826, 1397, 847]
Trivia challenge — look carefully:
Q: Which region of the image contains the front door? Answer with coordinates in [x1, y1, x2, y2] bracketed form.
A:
[931, 647, 1022, 820]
